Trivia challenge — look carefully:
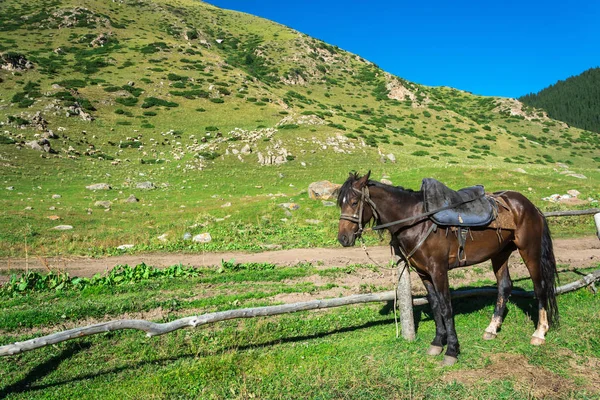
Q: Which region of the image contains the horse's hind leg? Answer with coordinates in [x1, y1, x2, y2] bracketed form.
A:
[483, 246, 514, 340]
[516, 220, 558, 346]
[518, 246, 549, 345]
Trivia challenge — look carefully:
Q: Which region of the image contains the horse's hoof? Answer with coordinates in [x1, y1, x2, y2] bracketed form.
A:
[426, 345, 444, 356]
[530, 336, 545, 346]
[441, 355, 458, 367]
[483, 332, 497, 340]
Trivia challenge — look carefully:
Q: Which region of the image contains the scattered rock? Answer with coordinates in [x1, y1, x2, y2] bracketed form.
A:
[542, 192, 588, 205]
[25, 138, 54, 153]
[31, 112, 48, 131]
[157, 233, 168, 242]
[183, 232, 192, 240]
[567, 173, 587, 179]
[48, 215, 60, 220]
[94, 200, 112, 209]
[192, 233, 212, 243]
[49, 206, 56, 211]
[261, 244, 283, 250]
[308, 181, 341, 201]
[514, 168, 527, 174]
[53, 225, 73, 230]
[221, 202, 231, 207]
[125, 194, 139, 203]
[66, 104, 95, 121]
[42, 130, 58, 140]
[322, 201, 336, 207]
[386, 153, 396, 163]
[280, 203, 300, 210]
[117, 244, 134, 250]
[24, 206, 33, 210]
[6, 186, 14, 191]
[305, 219, 321, 224]
[240, 144, 252, 154]
[135, 181, 155, 190]
[381, 179, 393, 186]
[567, 190, 581, 197]
[52, 194, 61, 199]
[86, 183, 111, 190]
[90, 33, 111, 47]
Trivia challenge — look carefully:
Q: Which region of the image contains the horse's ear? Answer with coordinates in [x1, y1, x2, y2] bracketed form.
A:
[356, 170, 371, 188]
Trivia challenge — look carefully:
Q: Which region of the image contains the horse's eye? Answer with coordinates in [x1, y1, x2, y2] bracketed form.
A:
[351, 200, 359, 207]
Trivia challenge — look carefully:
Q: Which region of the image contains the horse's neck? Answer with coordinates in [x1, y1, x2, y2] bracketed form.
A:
[370, 185, 423, 225]
[370, 185, 428, 255]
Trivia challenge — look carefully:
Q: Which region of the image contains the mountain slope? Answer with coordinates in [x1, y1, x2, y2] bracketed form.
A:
[519, 67, 600, 134]
[0, 0, 598, 257]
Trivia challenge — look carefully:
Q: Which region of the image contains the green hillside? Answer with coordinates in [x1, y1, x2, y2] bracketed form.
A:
[1, 0, 598, 257]
[520, 67, 600, 134]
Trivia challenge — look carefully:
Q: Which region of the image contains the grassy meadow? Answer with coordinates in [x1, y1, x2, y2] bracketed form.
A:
[1, 263, 599, 399]
[1, 0, 598, 257]
[0, 0, 599, 398]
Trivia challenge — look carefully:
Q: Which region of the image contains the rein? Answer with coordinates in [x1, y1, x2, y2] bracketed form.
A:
[339, 185, 486, 264]
[340, 185, 485, 232]
[371, 192, 485, 231]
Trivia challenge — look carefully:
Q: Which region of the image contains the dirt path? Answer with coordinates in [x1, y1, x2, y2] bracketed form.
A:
[1, 237, 598, 278]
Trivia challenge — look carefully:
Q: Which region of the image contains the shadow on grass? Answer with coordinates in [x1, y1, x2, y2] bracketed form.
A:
[0, 318, 397, 395]
[379, 284, 539, 334]
[0, 342, 91, 398]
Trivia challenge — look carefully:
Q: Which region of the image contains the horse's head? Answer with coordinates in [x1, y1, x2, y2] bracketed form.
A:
[337, 171, 376, 247]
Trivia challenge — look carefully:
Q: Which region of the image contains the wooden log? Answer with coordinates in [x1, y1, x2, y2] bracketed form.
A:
[1, 269, 599, 357]
[396, 261, 415, 341]
[543, 208, 600, 217]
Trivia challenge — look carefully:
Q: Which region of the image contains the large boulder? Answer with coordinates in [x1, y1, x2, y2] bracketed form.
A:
[308, 180, 341, 201]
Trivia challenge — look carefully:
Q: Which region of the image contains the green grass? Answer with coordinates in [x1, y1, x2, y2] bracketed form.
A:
[0, 265, 599, 399]
[1, 0, 598, 256]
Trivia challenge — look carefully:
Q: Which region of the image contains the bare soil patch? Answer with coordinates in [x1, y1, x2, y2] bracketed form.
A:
[443, 352, 600, 398]
[1, 237, 598, 279]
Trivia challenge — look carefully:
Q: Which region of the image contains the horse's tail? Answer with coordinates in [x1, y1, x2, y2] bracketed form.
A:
[540, 214, 559, 326]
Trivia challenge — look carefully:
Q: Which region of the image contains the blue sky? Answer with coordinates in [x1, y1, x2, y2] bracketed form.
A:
[205, 0, 600, 98]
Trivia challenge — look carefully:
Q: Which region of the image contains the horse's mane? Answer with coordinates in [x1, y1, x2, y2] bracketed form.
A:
[337, 172, 417, 207]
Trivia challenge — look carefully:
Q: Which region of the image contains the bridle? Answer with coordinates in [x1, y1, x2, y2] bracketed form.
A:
[339, 186, 380, 237]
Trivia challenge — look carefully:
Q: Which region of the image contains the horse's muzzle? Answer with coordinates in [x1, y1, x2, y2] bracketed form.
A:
[338, 232, 357, 247]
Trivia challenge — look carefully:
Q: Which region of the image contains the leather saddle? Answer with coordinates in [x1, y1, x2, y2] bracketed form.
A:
[421, 178, 496, 227]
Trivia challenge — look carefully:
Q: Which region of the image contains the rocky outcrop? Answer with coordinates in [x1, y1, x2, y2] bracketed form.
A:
[0, 52, 33, 71]
[90, 32, 111, 47]
[25, 138, 55, 153]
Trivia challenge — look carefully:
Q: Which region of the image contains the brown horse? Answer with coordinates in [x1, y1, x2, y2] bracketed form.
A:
[337, 171, 558, 365]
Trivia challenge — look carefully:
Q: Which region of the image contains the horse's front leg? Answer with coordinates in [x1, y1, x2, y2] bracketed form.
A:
[431, 273, 460, 366]
[421, 277, 447, 356]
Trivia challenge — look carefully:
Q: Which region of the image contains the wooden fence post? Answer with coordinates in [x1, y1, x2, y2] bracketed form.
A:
[594, 213, 600, 240]
[396, 260, 416, 341]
